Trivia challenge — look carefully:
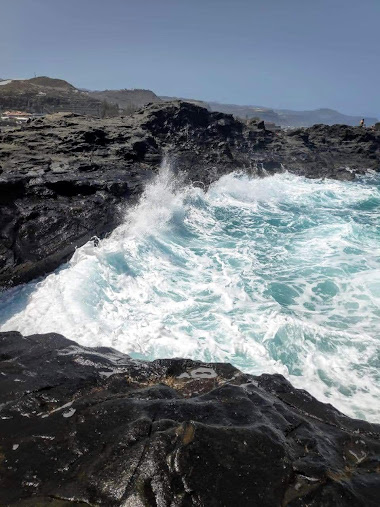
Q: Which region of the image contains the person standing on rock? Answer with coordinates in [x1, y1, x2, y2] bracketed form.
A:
[359, 118, 366, 127]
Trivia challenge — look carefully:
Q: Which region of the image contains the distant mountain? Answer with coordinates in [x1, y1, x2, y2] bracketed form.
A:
[160, 96, 377, 127]
[160, 96, 209, 109]
[207, 102, 378, 127]
[1, 76, 376, 126]
[206, 102, 279, 123]
[274, 107, 378, 127]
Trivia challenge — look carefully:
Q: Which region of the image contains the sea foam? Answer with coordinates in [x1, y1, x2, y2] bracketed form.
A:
[1, 162, 379, 421]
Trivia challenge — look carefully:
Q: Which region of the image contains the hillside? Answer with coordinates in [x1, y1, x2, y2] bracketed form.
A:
[0, 77, 103, 116]
[88, 88, 161, 113]
[0, 78, 163, 117]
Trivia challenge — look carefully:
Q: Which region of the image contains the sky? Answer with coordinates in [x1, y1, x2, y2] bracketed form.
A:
[1, 0, 379, 116]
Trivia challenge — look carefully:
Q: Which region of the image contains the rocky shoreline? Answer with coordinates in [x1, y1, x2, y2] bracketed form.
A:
[1, 100, 380, 288]
[1, 331, 379, 506]
[1, 101, 380, 505]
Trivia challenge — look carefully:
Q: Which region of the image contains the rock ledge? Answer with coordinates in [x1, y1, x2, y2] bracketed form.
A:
[1, 331, 379, 506]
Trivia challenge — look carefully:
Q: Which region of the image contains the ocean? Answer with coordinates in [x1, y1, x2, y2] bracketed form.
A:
[1, 162, 379, 422]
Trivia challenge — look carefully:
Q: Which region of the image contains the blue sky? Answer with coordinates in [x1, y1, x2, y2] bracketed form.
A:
[1, 0, 379, 116]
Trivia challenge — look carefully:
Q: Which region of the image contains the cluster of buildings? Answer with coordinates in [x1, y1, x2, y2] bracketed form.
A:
[0, 110, 44, 124]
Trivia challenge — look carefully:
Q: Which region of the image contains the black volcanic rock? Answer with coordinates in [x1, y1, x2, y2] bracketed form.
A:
[0, 331, 379, 506]
[1, 101, 380, 288]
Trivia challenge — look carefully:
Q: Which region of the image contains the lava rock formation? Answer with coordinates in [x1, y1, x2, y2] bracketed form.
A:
[1, 331, 379, 506]
[1, 101, 379, 289]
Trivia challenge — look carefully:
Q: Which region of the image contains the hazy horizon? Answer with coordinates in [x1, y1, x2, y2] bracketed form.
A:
[2, 0, 379, 117]
[1, 74, 377, 120]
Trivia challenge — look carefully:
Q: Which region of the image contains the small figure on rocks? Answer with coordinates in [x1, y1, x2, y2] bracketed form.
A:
[359, 118, 366, 127]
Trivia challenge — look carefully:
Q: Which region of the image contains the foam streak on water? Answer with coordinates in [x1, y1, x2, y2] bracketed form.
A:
[1, 163, 379, 421]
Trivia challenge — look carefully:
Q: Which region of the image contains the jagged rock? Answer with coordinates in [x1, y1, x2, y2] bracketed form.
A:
[1, 102, 379, 288]
[0, 331, 379, 506]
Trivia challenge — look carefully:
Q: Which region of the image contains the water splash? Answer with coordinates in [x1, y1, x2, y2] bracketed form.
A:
[1, 162, 379, 421]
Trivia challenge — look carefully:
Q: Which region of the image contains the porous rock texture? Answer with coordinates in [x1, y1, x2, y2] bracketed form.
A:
[0, 331, 379, 506]
[1, 101, 380, 288]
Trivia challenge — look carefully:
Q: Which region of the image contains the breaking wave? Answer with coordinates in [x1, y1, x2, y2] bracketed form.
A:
[1, 162, 379, 422]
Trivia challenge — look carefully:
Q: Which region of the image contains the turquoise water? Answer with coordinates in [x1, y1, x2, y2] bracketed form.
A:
[1, 164, 379, 421]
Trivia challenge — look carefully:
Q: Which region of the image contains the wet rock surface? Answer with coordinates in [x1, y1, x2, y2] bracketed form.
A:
[0, 331, 379, 506]
[1, 101, 380, 288]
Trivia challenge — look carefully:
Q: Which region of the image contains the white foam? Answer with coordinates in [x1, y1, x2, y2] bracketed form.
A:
[1, 165, 379, 421]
